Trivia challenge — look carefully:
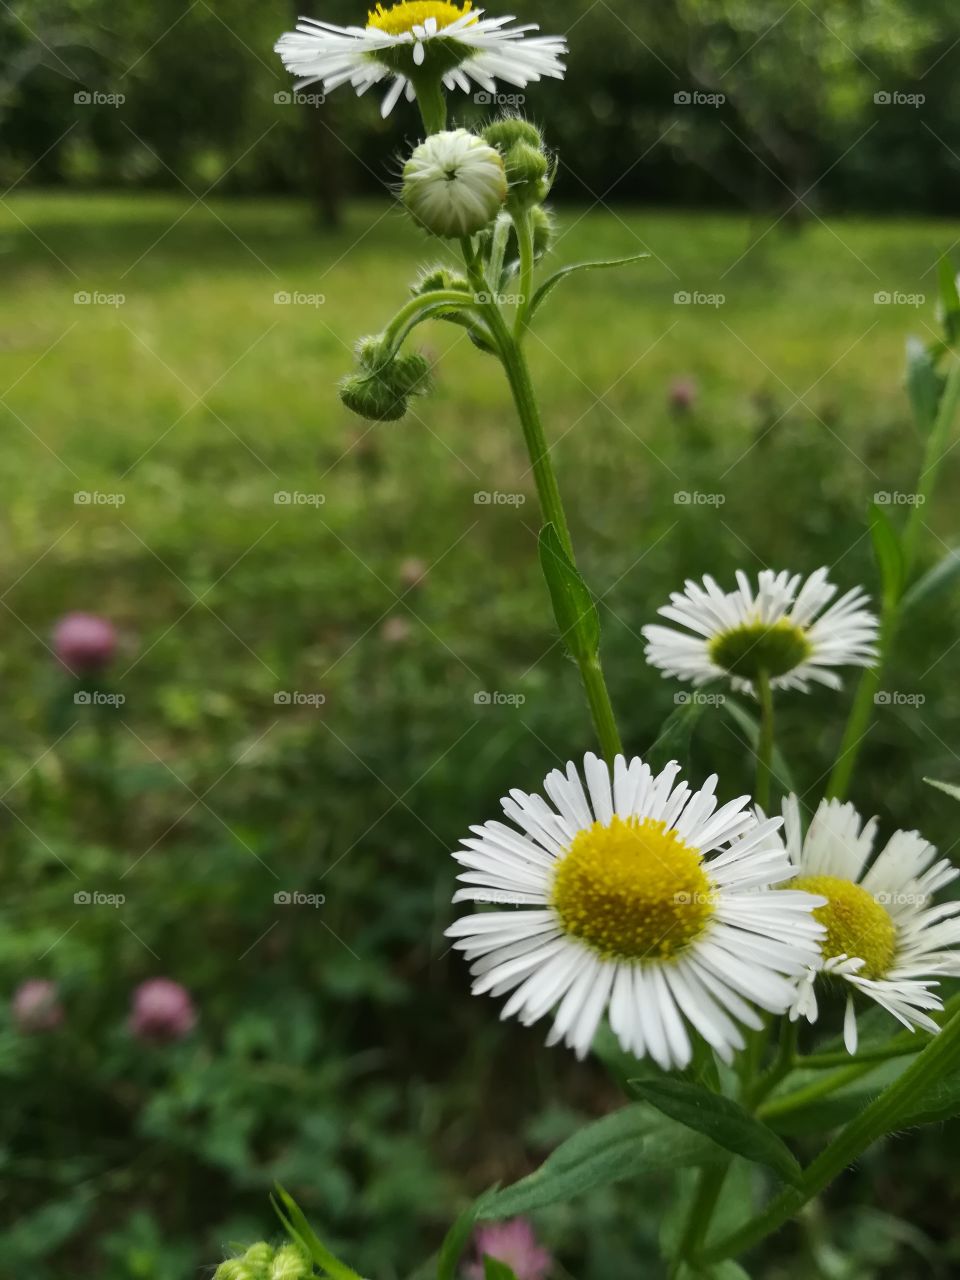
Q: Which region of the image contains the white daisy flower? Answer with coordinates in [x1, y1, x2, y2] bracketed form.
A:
[642, 567, 879, 695]
[274, 2, 567, 120]
[780, 794, 960, 1053]
[445, 753, 825, 1070]
[402, 129, 506, 236]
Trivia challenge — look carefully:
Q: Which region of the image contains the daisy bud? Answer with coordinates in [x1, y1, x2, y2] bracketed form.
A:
[12, 978, 64, 1034]
[502, 141, 550, 211]
[402, 129, 506, 238]
[413, 265, 471, 295]
[53, 612, 117, 675]
[214, 1243, 310, 1280]
[129, 977, 197, 1043]
[270, 1245, 311, 1280]
[482, 118, 543, 152]
[339, 373, 409, 423]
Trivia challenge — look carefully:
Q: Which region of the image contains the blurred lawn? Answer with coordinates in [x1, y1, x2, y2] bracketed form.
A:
[2, 193, 960, 1277]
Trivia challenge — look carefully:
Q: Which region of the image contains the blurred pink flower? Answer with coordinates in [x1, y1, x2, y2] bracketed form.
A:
[12, 979, 64, 1033]
[381, 616, 412, 645]
[465, 1219, 552, 1280]
[668, 376, 698, 413]
[53, 612, 117, 674]
[399, 557, 429, 589]
[130, 978, 197, 1042]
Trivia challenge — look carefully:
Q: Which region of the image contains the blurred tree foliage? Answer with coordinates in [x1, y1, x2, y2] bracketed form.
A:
[2, 0, 960, 213]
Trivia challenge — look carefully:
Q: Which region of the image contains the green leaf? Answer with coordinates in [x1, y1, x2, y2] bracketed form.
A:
[538, 522, 600, 662]
[905, 336, 944, 433]
[272, 1185, 365, 1280]
[436, 1189, 500, 1280]
[527, 253, 649, 323]
[869, 501, 905, 608]
[479, 1105, 725, 1218]
[483, 1259, 519, 1280]
[722, 699, 796, 796]
[645, 700, 704, 774]
[939, 256, 960, 344]
[894, 1066, 960, 1127]
[630, 1078, 803, 1188]
[902, 546, 960, 612]
[925, 776, 960, 802]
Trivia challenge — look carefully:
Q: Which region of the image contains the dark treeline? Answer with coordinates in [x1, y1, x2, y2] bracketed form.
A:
[3, 0, 958, 216]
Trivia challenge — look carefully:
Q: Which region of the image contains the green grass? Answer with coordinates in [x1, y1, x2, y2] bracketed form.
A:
[3, 193, 960, 1278]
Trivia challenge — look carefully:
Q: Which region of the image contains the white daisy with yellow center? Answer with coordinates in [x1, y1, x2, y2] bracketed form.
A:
[779, 795, 960, 1052]
[642, 567, 878, 695]
[446, 753, 826, 1069]
[274, 2, 566, 119]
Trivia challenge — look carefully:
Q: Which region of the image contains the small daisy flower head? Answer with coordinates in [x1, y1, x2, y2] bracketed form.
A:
[446, 753, 825, 1069]
[780, 794, 960, 1052]
[402, 129, 506, 237]
[274, 3, 566, 120]
[642, 567, 879, 694]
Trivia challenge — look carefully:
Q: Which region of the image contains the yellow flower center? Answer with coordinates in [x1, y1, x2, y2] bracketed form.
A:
[709, 619, 811, 681]
[793, 874, 897, 980]
[551, 816, 715, 962]
[367, 0, 473, 36]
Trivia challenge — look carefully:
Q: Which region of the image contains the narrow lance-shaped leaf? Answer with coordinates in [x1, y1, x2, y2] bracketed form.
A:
[869, 500, 905, 609]
[436, 1188, 500, 1280]
[538, 522, 600, 663]
[272, 1185, 365, 1280]
[527, 253, 649, 324]
[630, 1077, 803, 1188]
[905, 336, 944, 434]
[902, 546, 960, 612]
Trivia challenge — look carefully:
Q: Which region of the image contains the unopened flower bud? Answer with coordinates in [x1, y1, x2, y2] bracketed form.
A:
[389, 352, 431, 396]
[355, 334, 392, 373]
[529, 205, 555, 258]
[270, 1244, 311, 1280]
[482, 118, 543, 153]
[340, 373, 407, 422]
[413, 266, 471, 296]
[402, 129, 506, 238]
[503, 141, 550, 210]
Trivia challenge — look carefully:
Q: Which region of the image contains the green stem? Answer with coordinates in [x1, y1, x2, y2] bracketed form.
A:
[483, 302, 623, 762]
[412, 76, 446, 135]
[756, 1059, 881, 1124]
[828, 358, 960, 801]
[755, 670, 774, 812]
[703, 1007, 960, 1263]
[381, 289, 477, 352]
[513, 207, 535, 338]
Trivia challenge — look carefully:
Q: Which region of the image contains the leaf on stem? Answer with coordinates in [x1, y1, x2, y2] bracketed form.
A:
[272, 1185, 365, 1280]
[436, 1188, 501, 1280]
[905, 336, 944, 434]
[868, 501, 905, 609]
[526, 254, 649, 325]
[630, 1078, 803, 1188]
[902, 546, 960, 612]
[645, 700, 704, 774]
[538, 522, 600, 662]
[938, 256, 960, 345]
[722, 700, 796, 796]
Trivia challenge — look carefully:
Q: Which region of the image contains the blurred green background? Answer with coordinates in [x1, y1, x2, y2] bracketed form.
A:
[3, 2, 960, 1277]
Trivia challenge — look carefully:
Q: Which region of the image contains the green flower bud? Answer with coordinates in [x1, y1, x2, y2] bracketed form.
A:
[355, 334, 392, 374]
[503, 141, 550, 210]
[412, 265, 471, 296]
[339, 373, 408, 423]
[270, 1245, 311, 1280]
[402, 129, 506, 238]
[482, 117, 543, 152]
[389, 352, 431, 396]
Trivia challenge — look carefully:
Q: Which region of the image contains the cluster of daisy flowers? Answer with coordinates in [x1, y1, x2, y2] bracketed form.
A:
[447, 568, 960, 1067]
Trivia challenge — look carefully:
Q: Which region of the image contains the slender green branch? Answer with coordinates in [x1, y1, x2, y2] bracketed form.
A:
[902, 358, 960, 572]
[412, 77, 446, 135]
[381, 289, 478, 354]
[755, 670, 775, 811]
[704, 1006, 960, 1263]
[513, 207, 536, 338]
[577, 655, 624, 766]
[756, 1059, 882, 1124]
